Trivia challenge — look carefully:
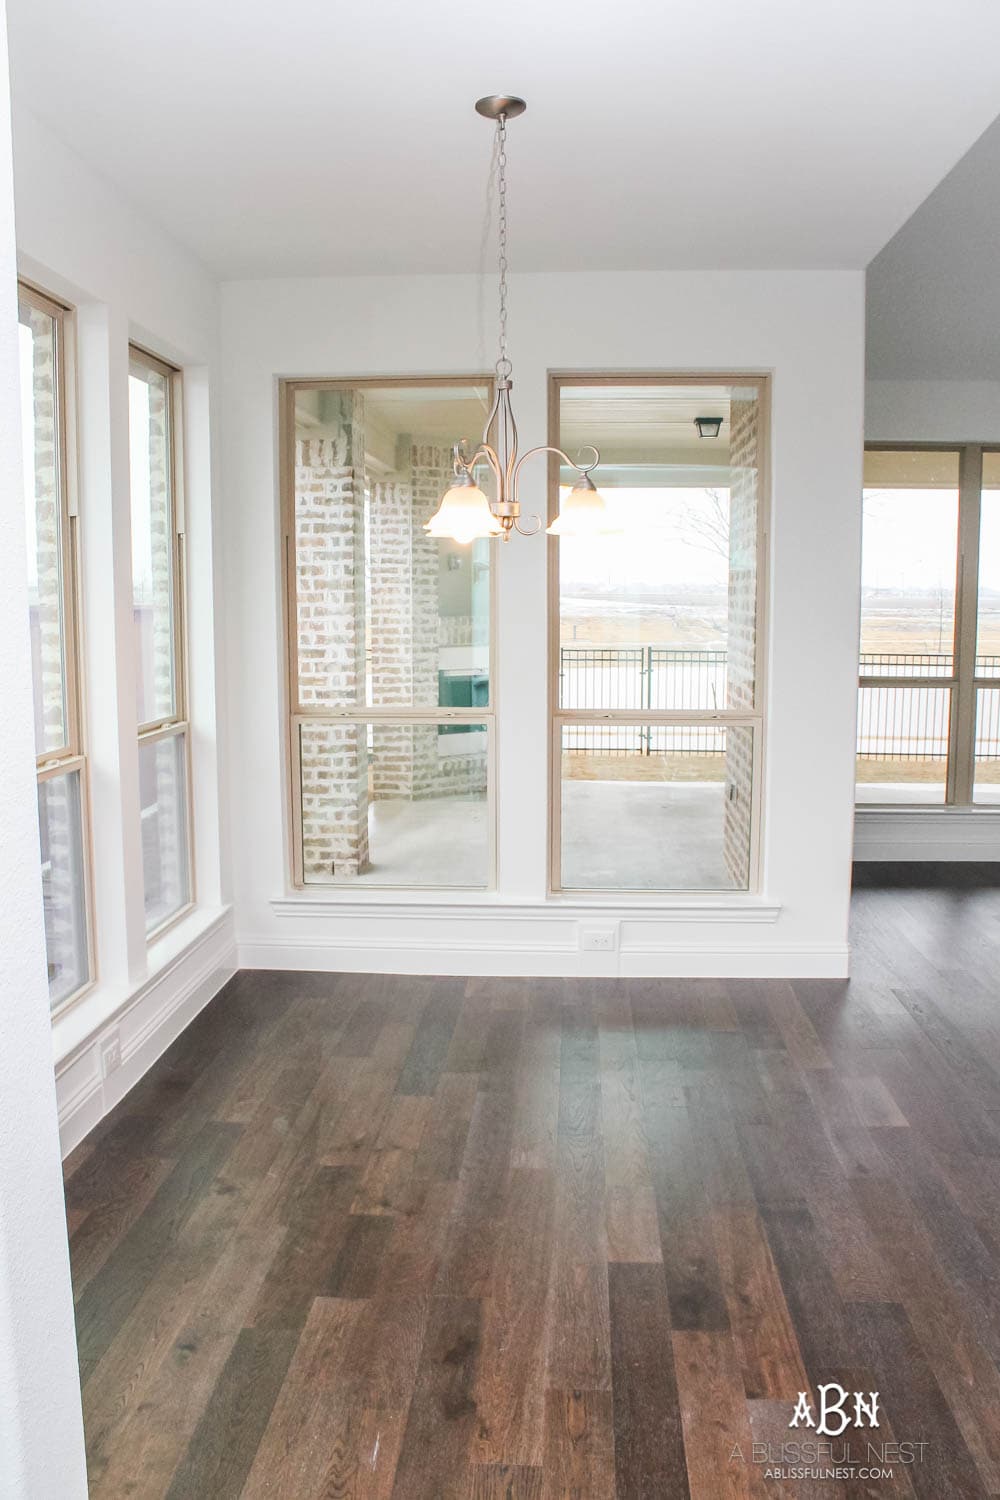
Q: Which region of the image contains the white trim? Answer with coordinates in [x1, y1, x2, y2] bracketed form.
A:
[854, 806, 1000, 861]
[239, 931, 845, 979]
[270, 893, 781, 921]
[55, 906, 236, 1157]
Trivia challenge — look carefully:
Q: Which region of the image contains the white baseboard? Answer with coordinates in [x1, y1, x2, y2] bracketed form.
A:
[239, 931, 848, 980]
[56, 908, 237, 1158]
[854, 807, 1000, 862]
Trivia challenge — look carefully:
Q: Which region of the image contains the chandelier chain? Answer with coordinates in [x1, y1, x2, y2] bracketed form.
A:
[496, 115, 511, 379]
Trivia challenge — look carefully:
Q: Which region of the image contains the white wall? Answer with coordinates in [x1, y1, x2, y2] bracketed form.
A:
[12, 105, 236, 1151]
[0, 9, 88, 1492]
[223, 268, 865, 978]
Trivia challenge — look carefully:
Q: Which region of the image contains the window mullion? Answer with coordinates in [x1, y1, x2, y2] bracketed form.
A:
[950, 445, 982, 805]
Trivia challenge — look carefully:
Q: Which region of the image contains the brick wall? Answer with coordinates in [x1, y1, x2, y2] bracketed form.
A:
[723, 395, 759, 887]
[295, 393, 370, 877]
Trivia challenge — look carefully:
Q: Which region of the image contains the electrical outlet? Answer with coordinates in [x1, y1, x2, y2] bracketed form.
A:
[580, 924, 618, 953]
[100, 1031, 122, 1079]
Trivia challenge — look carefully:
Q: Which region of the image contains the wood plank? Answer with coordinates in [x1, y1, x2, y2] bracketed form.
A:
[673, 1330, 754, 1500]
[163, 1326, 300, 1500]
[473, 1168, 554, 1466]
[389, 1296, 482, 1500]
[608, 1262, 690, 1499]
[542, 1389, 615, 1500]
[240, 1296, 371, 1500]
[711, 1207, 808, 1401]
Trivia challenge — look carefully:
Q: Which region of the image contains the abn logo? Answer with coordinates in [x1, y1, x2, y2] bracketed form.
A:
[790, 1385, 880, 1438]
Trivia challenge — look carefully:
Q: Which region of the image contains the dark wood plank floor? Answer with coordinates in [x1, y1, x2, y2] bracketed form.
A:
[65, 881, 1000, 1497]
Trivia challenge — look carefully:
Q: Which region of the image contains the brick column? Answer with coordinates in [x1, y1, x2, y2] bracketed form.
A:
[369, 441, 449, 799]
[723, 395, 759, 887]
[295, 392, 370, 876]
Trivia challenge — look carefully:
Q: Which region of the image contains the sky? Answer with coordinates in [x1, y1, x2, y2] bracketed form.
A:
[559, 486, 731, 590]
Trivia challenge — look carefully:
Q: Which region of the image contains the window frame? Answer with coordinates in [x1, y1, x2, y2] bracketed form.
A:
[547, 371, 771, 896]
[19, 279, 97, 1011]
[279, 375, 499, 892]
[859, 441, 1000, 809]
[129, 343, 196, 938]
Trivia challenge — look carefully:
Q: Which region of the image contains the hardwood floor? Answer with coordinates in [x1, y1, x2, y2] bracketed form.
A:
[65, 881, 1000, 1497]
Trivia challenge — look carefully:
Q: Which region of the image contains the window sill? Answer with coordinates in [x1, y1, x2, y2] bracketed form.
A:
[271, 892, 782, 924]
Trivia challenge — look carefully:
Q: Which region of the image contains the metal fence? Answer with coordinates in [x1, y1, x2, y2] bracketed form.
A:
[559, 646, 1000, 762]
[560, 646, 728, 714]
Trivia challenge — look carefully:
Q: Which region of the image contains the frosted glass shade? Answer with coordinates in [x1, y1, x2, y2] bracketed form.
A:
[547, 477, 617, 536]
[425, 482, 502, 543]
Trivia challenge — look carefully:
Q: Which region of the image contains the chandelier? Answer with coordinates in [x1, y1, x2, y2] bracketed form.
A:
[425, 95, 614, 544]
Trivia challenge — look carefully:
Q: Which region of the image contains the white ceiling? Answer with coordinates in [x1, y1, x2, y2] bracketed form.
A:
[8, 0, 1000, 279]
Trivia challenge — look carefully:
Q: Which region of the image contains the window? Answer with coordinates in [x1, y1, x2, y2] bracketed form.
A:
[859, 446, 1000, 808]
[550, 377, 767, 892]
[19, 284, 94, 1009]
[129, 348, 193, 931]
[283, 379, 494, 888]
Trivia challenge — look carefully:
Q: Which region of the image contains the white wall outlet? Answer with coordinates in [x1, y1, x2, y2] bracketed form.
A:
[580, 923, 619, 953]
[100, 1031, 122, 1079]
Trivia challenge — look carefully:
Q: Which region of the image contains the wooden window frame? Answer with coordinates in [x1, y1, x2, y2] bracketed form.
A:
[860, 441, 1000, 809]
[19, 280, 97, 1011]
[547, 372, 771, 896]
[129, 344, 196, 938]
[279, 375, 498, 892]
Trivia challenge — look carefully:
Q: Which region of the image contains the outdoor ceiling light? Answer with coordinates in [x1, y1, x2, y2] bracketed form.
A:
[424, 95, 613, 544]
[695, 415, 723, 440]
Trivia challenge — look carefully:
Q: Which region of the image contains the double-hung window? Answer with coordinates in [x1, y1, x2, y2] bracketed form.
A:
[19, 283, 94, 1008]
[128, 348, 193, 932]
[859, 446, 1000, 806]
[283, 378, 495, 889]
[550, 376, 768, 893]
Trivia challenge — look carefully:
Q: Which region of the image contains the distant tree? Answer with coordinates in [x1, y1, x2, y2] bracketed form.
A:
[677, 488, 730, 560]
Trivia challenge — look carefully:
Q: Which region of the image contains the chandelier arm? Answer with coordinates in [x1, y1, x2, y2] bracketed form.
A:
[513, 513, 543, 537]
[510, 443, 602, 505]
[499, 384, 519, 492]
[462, 441, 505, 501]
[480, 384, 503, 450]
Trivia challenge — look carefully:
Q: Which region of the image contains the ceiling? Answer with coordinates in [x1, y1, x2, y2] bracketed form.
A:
[8, 0, 1000, 279]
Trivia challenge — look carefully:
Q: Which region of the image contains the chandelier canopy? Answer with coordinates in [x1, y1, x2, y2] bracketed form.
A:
[424, 96, 615, 544]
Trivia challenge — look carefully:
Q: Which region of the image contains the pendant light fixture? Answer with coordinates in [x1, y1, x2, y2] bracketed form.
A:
[425, 95, 614, 544]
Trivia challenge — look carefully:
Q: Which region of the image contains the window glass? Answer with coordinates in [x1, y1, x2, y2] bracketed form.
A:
[552, 379, 764, 894]
[557, 384, 760, 712]
[855, 684, 950, 804]
[37, 771, 89, 1007]
[560, 723, 754, 890]
[19, 300, 68, 755]
[292, 384, 492, 712]
[129, 361, 176, 726]
[138, 732, 191, 929]
[299, 720, 489, 887]
[978, 453, 1000, 677]
[860, 450, 959, 675]
[974, 687, 1000, 805]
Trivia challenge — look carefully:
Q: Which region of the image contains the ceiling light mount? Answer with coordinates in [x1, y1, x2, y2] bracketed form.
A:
[474, 94, 527, 121]
[425, 97, 613, 544]
[694, 415, 724, 440]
